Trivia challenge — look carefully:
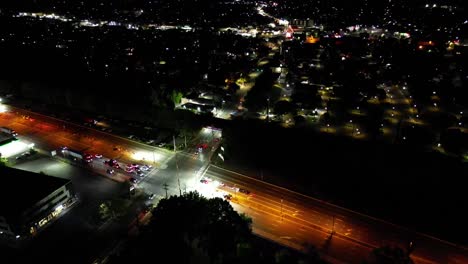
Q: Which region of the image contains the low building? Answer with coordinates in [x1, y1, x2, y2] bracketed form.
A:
[0, 166, 76, 247]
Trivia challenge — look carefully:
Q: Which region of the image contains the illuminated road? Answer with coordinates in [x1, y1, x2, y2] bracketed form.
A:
[2, 104, 466, 263]
[0, 105, 174, 182]
[200, 165, 468, 264]
[140, 128, 221, 198]
[0, 105, 173, 166]
[0, 103, 220, 195]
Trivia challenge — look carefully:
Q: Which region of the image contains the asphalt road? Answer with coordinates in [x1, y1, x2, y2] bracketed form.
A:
[202, 165, 468, 264]
[0, 105, 173, 166]
[4, 104, 464, 264]
[140, 128, 222, 198]
[0, 103, 220, 197]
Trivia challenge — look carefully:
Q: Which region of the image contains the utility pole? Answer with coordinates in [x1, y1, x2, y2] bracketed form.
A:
[178, 178, 182, 196]
[163, 183, 169, 198]
[332, 216, 335, 234]
[175, 150, 180, 196]
[173, 135, 177, 152]
[280, 198, 284, 221]
[266, 97, 270, 123]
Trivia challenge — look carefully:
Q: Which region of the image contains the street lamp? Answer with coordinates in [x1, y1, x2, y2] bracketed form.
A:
[280, 198, 284, 221]
[266, 97, 270, 123]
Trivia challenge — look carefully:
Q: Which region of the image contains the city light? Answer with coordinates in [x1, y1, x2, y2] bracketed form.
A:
[132, 150, 164, 164]
[0, 140, 34, 158]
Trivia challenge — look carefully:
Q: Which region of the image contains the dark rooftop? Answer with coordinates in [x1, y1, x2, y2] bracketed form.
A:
[0, 133, 15, 146]
[0, 166, 70, 220]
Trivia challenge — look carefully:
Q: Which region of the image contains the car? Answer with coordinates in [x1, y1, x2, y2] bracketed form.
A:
[106, 169, 114, 174]
[140, 165, 151, 171]
[125, 167, 135, 173]
[113, 163, 121, 169]
[127, 163, 138, 169]
[105, 159, 116, 166]
[148, 193, 156, 200]
[223, 194, 233, 200]
[197, 143, 209, 149]
[94, 154, 103, 159]
[129, 177, 137, 183]
[239, 188, 250, 195]
[158, 142, 166, 147]
[200, 179, 208, 184]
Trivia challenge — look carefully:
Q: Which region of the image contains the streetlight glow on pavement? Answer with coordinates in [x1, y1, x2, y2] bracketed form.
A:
[132, 150, 164, 164]
[0, 139, 34, 158]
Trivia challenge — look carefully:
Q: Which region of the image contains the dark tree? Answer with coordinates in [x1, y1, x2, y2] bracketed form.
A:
[274, 100, 294, 116]
[112, 191, 252, 264]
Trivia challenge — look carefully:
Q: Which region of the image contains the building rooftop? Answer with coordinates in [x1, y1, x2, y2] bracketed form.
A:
[0, 166, 70, 221]
[0, 133, 14, 146]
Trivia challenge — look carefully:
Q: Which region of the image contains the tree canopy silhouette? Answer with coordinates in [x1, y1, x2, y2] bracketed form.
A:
[111, 191, 253, 264]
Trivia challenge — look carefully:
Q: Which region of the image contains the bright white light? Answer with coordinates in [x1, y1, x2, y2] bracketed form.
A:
[0, 140, 32, 158]
[55, 204, 64, 211]
[132, 151, 164, 163]
[0, 105, 7, 113]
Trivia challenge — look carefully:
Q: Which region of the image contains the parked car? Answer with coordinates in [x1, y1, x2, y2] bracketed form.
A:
[239, 188, 250, 195]
[140, 165, 150, 171]
[106, 169, 114, 174]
